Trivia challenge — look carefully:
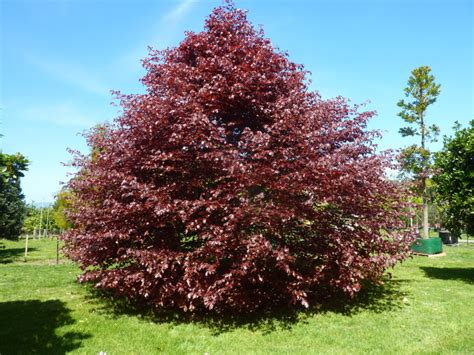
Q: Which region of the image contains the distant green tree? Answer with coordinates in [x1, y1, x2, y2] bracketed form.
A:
[52, 190, 73, 231]
[0, 152, 29, 239]
[433, 120, 474, 238]
[22, 203, 60, 236]
[21, 204, 40, 235]
[397, 66, 441, 238]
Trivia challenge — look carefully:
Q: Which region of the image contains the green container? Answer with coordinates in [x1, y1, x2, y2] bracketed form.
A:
[411, 237, 443, 254]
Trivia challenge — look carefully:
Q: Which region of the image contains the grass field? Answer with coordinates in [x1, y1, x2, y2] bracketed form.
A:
[1, 238, 473, 354]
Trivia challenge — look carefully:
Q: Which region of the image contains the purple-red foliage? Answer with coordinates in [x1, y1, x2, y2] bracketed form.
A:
[63, 3, 414, 314]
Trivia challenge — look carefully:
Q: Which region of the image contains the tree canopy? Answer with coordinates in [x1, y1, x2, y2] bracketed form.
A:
[0, 152, 29, 240]
[434, 120, 474, 237]
[53, 190, 74, 231]
[63, 2, 413, 314]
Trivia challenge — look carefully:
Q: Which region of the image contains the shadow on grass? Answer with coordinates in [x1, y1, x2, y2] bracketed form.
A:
[0, 300, 90, 354]
[0, 247, 37, 264]
[420, 267, 474, 284]
[317, 279, 410, 316]
[86, 278, 410, 335]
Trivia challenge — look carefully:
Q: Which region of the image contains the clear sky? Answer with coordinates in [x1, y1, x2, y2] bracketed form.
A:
[1, 0, 472, 203]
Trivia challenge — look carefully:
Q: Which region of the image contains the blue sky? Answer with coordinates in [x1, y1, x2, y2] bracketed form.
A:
[1, 0, 472, 203]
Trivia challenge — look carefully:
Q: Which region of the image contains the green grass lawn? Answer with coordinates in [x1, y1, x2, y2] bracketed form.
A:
[1, 238, 473, 354]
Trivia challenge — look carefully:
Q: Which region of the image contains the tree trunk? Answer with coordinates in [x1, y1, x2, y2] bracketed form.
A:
[422, 177, 429, 238]
[420, 109, 429, 238]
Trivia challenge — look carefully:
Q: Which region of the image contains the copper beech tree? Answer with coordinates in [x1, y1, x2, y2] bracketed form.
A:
[63, 3, 413, 313]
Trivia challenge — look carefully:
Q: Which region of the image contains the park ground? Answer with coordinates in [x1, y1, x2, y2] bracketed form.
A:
[0, 238, 473, 354]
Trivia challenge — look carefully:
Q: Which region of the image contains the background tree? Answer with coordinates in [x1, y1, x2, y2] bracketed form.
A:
[63, 2, 413, 314]
[0, 152, 29, 240]
[22, 203, 60, 236]
[53, 190, 73, 231]
[397, 66, 441, 238]
[433, 120, 474, 238]
[21, 203, 41, 235]
[21, 190, 74, 236]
